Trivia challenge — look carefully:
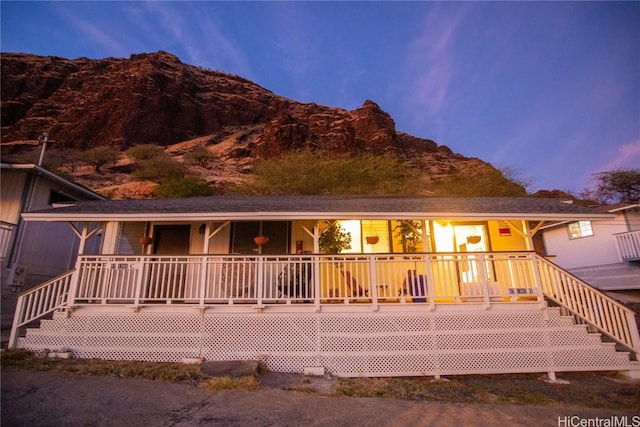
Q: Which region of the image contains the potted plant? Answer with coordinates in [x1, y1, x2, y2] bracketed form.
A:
[394, 220, 423, 252]
[319, 222, 352, 254]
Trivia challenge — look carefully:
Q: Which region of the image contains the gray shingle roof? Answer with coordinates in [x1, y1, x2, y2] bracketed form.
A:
[22, 195, 612, 222]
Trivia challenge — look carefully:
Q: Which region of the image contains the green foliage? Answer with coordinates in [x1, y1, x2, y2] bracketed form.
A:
[432, 168, 527, 197]
[134, 156, 185, 182]
[394, 220, 423, 252]
[234, 151, 423, 195]
[81, 146, 119, 173]
[154, 177, 213, 198]
[319, 221, 352, 254]
[125, 144, 166, 161]
[583, 168, 640, 204]
[185, 146, 217, 168]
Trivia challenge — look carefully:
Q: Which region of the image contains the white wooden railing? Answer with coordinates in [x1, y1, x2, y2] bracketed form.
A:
[9, 252, 640, 355]
[8, 270, 74, 348]
[615, 230, 640, 261]
[67, 252, 546, 308]
[0, 221, 16, 262]
[537, 256, 640, 356]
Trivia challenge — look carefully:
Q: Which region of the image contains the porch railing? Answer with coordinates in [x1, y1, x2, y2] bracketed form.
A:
[615, 230, 640, 261]
[8, 269, 74, 348]
[9, 252, 640, 355]
[67, 252, 546, 308]
[537, 256, 640, 355]
[0, 221, 16, 262]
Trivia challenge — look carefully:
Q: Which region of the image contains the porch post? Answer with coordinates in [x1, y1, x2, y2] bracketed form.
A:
[369, 255, 379, 311]
[66, 255, 83, 308]
[132, 257, 145, 308]
[313, 254, 321, 312]
[199, 222, 212, 307]
[8, 294, 26, 348]
[478, 253, 490, 309]
[423, 254, 436, 311]
[530, 252, 546, 308]
[256, 256, 264, 307]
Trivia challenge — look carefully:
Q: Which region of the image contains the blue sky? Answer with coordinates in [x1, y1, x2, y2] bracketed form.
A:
[2, 1, 639, 193]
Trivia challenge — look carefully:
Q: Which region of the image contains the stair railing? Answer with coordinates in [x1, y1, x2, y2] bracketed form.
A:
[8, 269, 74, 348]
[536, 255, 640, 357]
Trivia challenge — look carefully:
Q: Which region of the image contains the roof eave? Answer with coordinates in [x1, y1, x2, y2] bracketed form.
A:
[22, 211, 616, 222]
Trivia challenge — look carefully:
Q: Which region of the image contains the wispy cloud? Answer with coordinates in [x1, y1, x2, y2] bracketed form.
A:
[402, 5, 469, 122]
[138, 3, 251, 77]
[54, 4, 129, 56]
[596, 140, 640, 173]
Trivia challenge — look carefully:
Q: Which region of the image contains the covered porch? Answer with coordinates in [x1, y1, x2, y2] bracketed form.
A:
[10, 196, 640, 377]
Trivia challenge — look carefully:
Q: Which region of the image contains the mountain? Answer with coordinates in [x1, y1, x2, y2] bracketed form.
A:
[1, 51, 518, 198]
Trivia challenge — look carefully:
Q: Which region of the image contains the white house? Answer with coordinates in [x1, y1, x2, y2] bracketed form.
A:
[1, 162, 105, 328]
[541, 204, 640, 290]
[9, 195, 640, 379]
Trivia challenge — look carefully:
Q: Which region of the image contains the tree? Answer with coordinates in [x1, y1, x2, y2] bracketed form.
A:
[432, 168, 527, 197]
[233, 151, 424, 195]
[185, 146, 217, 168]
[134, 156, 185, 182]
[154, 177, 213, 198]
[125, 144, 166, 161]
[583, 168, 640, 204]
[318, 221, 352, 254]
[82, 147, 119, 173]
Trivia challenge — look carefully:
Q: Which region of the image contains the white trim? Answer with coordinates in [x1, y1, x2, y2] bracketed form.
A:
[23, 211, 615, 222]
[1, 163, 105, 200]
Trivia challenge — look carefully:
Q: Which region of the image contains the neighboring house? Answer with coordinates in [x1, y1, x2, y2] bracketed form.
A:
[9, 196, 640, 379]
[1, 162, 105, 328]
[541, 204, 640, 291]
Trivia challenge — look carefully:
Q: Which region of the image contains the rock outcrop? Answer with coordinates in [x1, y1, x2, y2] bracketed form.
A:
[1, 51, 507, 198]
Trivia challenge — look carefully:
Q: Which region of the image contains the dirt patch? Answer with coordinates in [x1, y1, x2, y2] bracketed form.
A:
[2, 349, 639, 410]
[3, 368, 639, 427]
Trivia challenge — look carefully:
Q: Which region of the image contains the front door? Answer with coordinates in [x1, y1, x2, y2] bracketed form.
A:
[153, 225, 191, 254]
[149, 225, 191, 300]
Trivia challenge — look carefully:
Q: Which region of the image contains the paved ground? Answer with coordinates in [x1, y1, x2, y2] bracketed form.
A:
[3, 291, 640, 426]
[2, 368, 638, 427]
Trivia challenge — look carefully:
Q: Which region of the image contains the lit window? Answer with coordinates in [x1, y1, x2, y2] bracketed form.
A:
[567, 221, 593, 239]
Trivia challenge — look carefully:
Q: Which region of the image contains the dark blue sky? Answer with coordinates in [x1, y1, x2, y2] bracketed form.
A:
[2, 1, 638, 193]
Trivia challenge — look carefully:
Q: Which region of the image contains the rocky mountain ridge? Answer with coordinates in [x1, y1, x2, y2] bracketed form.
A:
[1, 51, 513, 198]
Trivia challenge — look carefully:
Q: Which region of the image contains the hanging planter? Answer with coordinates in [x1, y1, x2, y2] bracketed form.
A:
[139, 236, 154, 246]
[466, 235, 482, 244]
[365, 236, 380, 245]
[254, 235, 270, 246]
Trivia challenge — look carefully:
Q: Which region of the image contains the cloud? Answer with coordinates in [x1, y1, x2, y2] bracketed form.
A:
[403, 5, 469, 119]
[597, 140, 640, 172]
[54, 5, 129, 56]
[139, 3, 251, 76]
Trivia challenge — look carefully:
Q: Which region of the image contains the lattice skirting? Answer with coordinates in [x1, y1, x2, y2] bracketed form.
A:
[17, 308, 638, 377]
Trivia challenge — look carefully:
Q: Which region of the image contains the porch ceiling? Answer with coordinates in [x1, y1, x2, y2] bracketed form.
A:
[21, 195, 614, 222]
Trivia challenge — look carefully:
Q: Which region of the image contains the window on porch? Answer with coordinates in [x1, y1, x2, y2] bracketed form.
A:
[230, 221, 290, 254]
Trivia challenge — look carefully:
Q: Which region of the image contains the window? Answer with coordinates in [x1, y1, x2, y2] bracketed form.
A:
[337, 220, 391, 253]
[567, 221, 593, 239]
[230, 221, 290, 254]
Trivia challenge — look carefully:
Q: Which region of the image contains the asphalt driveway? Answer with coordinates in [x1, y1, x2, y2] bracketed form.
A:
[2, 368, 638, 427]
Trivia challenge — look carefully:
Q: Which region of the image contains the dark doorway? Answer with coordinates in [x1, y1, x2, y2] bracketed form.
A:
[153, 225, 191, 254]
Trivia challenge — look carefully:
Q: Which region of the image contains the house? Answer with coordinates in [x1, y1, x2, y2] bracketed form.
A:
[541, 204, 640, 291]
[9, 195, 640, 379]
[1, 162, 105, 328]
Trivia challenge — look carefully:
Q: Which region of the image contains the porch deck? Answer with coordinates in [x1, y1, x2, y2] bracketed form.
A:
[9, 251, 640, 378]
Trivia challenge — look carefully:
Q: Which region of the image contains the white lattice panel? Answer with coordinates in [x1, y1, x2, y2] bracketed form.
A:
[17, 306, 638, 376]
